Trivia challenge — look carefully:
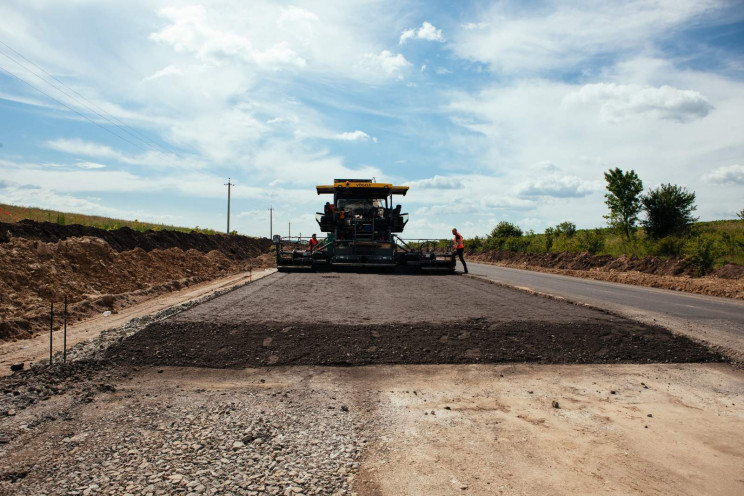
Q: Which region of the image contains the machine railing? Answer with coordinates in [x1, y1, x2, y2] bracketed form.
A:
[394, 236, 454, 254]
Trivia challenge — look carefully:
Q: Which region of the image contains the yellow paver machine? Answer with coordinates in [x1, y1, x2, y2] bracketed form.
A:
[273, 179, 456, 271]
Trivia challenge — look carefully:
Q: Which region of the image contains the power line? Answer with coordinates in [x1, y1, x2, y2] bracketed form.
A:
[0, 43, 170, 155]
[0, 64, 149, 152]
[0, 39, 171, 154]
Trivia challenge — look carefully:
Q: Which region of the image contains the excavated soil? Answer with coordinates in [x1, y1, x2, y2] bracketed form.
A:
[469, 249, 744, 278]
[107, 272, 723, 367]
[0, 222, 272, 341]
[0, 220, 270, 260]
[469, 250, 744, 299]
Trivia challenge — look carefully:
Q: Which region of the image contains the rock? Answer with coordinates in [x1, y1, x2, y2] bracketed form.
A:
[10, 362, 24, 372]
[6, 409, 16, 416]
[610, 390, 616, 395]
[340, 405, 349, 412]
[647, 413, 653, 417]
[552, 401, 560, 409]
[233, 441, 245, 449]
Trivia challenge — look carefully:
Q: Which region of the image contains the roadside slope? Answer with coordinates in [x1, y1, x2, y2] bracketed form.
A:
[0, 221, 273, 341]
[468, 250, 744, 299]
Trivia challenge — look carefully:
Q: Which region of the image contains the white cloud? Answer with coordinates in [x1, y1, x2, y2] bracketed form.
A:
[563, 83, 713, 123]
[704, 164, 744, 185]
[409, 176, 464, 189]
[452, 1, 723, 73]
[150, 6, 307, 70]
[142, 65, 183, 82]
[517, 175, 602, 198]
[461, 22, 489, 30]
[334, 130, 377, 142]
[445, 59, 744, 230]
[76, 161, 106, 169]
[45, 138, 206, 169]
[47, 138, 120, 159]
[356, 50, 411, 79]
[400, 21, 445, 44]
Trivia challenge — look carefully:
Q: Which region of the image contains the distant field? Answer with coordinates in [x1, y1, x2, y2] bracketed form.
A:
[0, 203, 222, 235]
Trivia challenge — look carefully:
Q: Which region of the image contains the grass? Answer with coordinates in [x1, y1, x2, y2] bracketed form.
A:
[460, 219, 744, 274]
[0, 203, 224, 235]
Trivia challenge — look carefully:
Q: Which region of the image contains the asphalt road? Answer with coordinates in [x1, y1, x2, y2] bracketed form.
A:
[466, 262, 744, 359]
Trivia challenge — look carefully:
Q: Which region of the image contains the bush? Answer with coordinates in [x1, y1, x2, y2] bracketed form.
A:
[688, 236, 720, 275]
[576, 229, 605, 254]
[504, 236, 530, 252]
[464, 236, 485, 251]
[653, 236, 686, 257]
[642, 183, 697, 237]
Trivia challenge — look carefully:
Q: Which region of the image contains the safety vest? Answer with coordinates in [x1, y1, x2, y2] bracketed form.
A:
[455, 233, 464, 249]
[308, 238, 319, 250]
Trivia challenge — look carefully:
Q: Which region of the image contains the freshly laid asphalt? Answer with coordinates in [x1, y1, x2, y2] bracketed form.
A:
[466, 262, 744, 356]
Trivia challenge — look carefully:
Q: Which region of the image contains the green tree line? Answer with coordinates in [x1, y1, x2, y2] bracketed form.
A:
[467, 168, 743, 275]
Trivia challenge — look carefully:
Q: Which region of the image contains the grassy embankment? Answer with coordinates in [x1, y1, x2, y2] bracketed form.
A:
[462, 220, 744, 273]
[0, 203, 222, 235]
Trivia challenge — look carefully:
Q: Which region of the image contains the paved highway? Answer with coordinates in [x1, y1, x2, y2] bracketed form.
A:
[466, 262, 744, 359]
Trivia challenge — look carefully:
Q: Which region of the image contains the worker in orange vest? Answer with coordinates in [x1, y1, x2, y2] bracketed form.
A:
[452, 228, 468, 274]
[308, 233, 320, 252]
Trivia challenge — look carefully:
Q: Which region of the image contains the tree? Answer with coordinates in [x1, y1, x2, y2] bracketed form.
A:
[490, 221, 522, 239]
[641, 183, 698, 237]
[604, 167, 643, 241]
[555, 221, 576, 237]
[737, 208, 744, 220]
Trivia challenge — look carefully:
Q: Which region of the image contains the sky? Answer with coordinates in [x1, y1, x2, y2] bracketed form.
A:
[1, 0, 742, 239]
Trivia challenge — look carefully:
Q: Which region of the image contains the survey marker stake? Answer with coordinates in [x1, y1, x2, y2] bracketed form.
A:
[49, 301, 53, 366]
[63, 296, 68, 363]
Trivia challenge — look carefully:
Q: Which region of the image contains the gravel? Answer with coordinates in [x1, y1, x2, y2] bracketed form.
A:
[2, 386, 365, 495]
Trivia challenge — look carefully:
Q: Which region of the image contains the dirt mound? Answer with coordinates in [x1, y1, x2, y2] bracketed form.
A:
[468, 250, 710, 276]
[468, 250, 744, 299]
[108, 319, 724, 368]
[0, 236, 272, 341]
[0, 220, 271, 260]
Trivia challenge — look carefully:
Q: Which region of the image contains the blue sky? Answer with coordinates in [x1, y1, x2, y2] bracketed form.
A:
[1, 0, 742, 238]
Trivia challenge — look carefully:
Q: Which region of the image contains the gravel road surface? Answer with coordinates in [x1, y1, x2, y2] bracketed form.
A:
[111, 272, 722, 368]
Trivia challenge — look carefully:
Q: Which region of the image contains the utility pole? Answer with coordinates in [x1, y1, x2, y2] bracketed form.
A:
[224, 178, 235, 234]
[288, 221, 291, 239]
[269, 205, 273, 239]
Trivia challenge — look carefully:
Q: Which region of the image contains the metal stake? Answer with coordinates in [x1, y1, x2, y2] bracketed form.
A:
[63, 296, 68, 363]
[269, 205, 273, 240]
[49, 302, 53, 366]
[225, 177, 235, 234]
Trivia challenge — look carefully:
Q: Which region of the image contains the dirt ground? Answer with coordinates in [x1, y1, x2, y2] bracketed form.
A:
[1, 271, 742, 495]
[1, 364, 742, 495]
[469, 251, 744, 300]
[0, 235, 273, 340]
[0, 269, 277, 375]
[351, 363, 744, 495]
